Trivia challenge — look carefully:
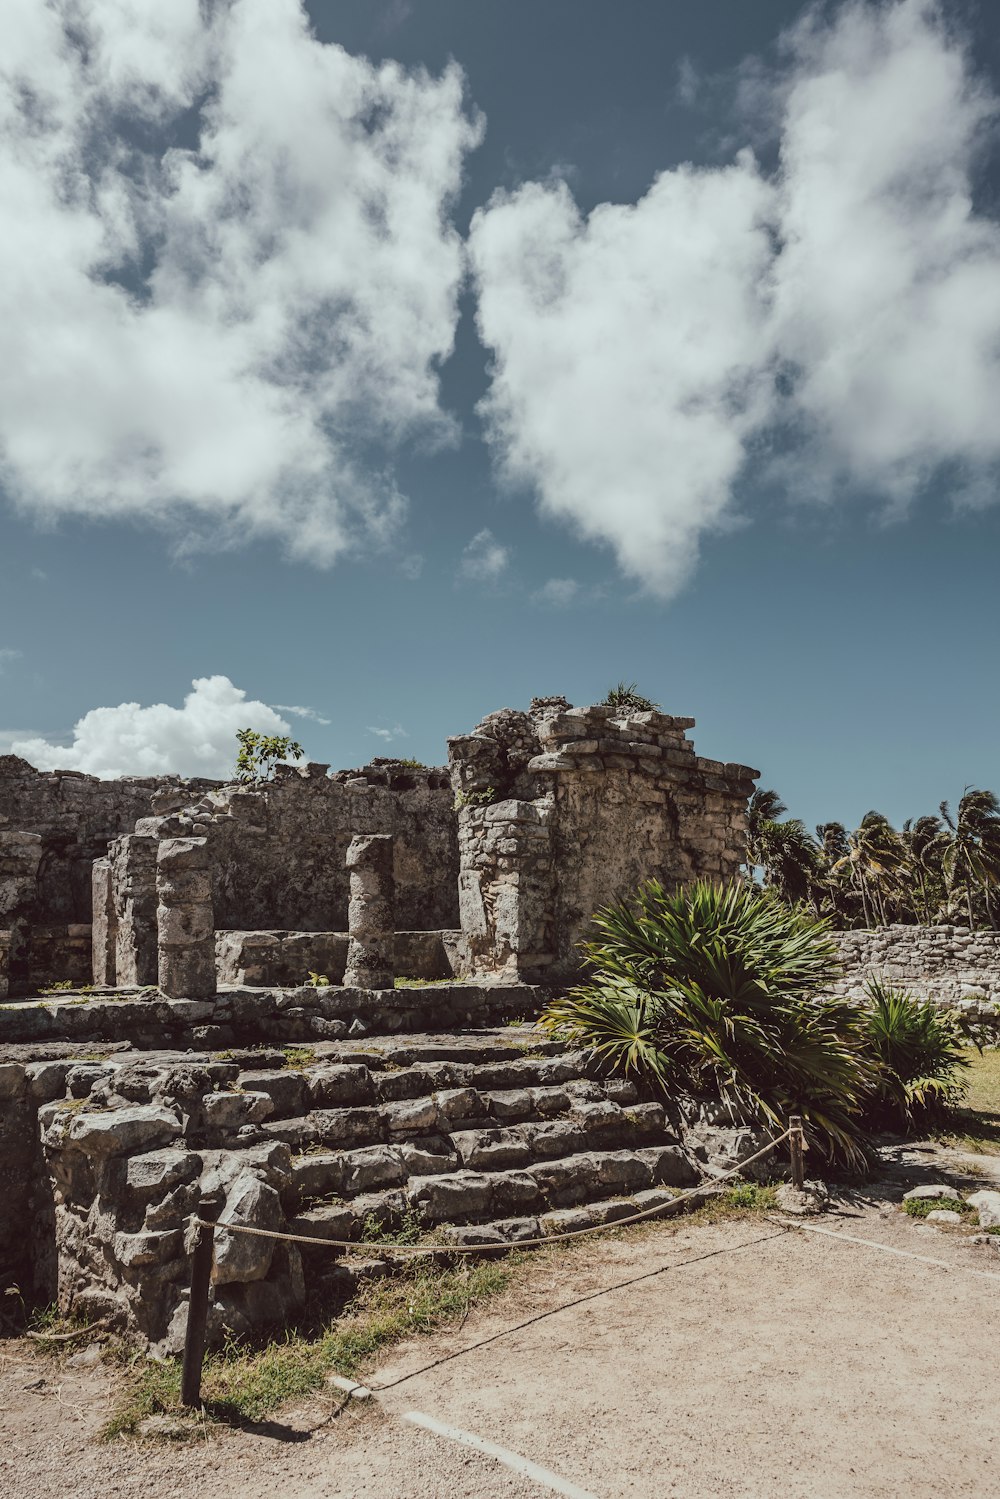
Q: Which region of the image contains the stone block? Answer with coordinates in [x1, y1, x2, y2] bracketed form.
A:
[212, 1171, 283, 1285]
[64, 1104, 183, 1158]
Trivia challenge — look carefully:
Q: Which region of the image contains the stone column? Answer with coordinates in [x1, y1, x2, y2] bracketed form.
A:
[0, 931, 10, 1001]
[91, 858, 116, 986]
[112, 834, 159, 986]
[156, 837, 216, 999]
[343, 834, 395, 990]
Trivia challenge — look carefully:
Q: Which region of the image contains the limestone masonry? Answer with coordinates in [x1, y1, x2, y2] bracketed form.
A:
[8, 692, 992, 1354]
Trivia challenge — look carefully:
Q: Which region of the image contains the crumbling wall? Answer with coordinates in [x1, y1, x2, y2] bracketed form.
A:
[0, 756, 218, 923]
[830, 926, 1000, 1010]
[450, 699, 758, 983]
[134, 760, 458, 936]
[0, 757, 218, 992]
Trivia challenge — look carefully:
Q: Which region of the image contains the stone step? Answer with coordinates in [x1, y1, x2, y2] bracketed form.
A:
[231, 1048, 602, 1119]
[288, 1100, 673, 1202]
[258, 1089, 659, 1157]
[438, 1183, 720, 1246]
[288, 1144, 697, 1241]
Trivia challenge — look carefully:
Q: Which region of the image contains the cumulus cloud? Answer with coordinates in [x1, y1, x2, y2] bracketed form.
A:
[459, 528, 511, 583]
[533, 578, 580, 607]
[0, 649, 21, 673]
[12, 675, 291, 778]
[470, 0, 1000, 595]
[367, 723, 408, 743]
[0, 0, 481, 562]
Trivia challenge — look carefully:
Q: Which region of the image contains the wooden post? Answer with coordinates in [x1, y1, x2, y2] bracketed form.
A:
[180, 1201, 219, 1409]
[789, 1115, 805, 1190]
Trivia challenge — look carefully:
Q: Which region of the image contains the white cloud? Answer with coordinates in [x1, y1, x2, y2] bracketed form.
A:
[367, 723, 408, 743]
[460, 528, 511, 583]
[273, 703, 332, 726]
[0, 0, 481, 563]
[470, 0, 1000, 595]
[0, 648, 21, 673]
[533, 577, 580, 607]
[12, 675, 290, 779]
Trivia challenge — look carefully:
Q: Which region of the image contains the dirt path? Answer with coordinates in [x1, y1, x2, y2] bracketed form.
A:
[3, 1198, 999, 1499]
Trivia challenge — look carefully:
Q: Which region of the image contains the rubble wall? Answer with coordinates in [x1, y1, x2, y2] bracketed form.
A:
[136, 761, 458, 935]
[449, 700, 758, 983]
[830, 926, 1000, 1008]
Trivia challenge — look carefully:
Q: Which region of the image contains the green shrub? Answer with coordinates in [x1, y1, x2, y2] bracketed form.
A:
[902, 1195, 969, 1219]
[862, 979, 971, 1126]
[540, 880, 874, 1169]
[602, 682, 659, 713]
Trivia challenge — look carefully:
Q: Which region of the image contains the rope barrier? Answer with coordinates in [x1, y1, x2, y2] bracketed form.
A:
[193, 1128, 792, 1257]
[179, 1122, 799, 1407]
[769, 1214, 1000, 1283]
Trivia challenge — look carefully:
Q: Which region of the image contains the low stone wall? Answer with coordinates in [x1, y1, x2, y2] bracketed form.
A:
[830, 926, 1000, 1008]
[215, 929, 467, 987]
[0, 981, 543, 1051]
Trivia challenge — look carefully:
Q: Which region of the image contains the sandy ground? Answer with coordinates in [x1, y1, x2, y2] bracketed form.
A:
[3, 1182, 1000, 1499]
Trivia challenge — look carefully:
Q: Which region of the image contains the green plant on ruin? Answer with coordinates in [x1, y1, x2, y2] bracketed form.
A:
[306, 971, 331, 988]
[39, 980, 76, 993]
[396, 757, 427, 770]
[862, 979, 971, 1126]
[282, 1046, 317, 1068]
[541, 879, 874, 1169]
[234, 728, 303, 784]
[360, 1206, 423, 1246]
[454, 785, 496, 811]
[602, 682, 660, 713]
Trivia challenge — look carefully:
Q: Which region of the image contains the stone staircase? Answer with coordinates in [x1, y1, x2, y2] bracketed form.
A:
[11, 1024, 704, 1349]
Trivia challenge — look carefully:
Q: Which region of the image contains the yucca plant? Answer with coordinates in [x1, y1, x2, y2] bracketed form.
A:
[541, 880, 875, 1168]
[861, 978, 971, 1126]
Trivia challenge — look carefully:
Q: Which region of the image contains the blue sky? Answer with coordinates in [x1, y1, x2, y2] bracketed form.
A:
[1, 0, 999, 834]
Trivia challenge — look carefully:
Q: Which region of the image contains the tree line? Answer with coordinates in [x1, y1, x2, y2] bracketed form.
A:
[747, 787, 1000, 930]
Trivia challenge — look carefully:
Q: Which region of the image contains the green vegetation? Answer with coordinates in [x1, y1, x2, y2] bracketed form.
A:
[396, 757, 427, 770]
[454, 786, 496, 811]
[306, 971, 331, 987]
[902, 1195, 971, 1219]
[541, 880, 979, 1169]
[234, 728, 303, 784]
[602, 682, 660, 713]
[360, 1206, 423, 1246]
[863, 979, 970, 1126]
[748, 785, 1000, 929]
[282, 1046, 317, 1069]
[542, 880, 873, 1168]
[394, 976, 455, 988]
[103, 1257, 515, 1438]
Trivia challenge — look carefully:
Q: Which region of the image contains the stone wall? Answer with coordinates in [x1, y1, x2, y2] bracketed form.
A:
[830, 926, 1000, 1008]
[131, 759, 458, 940]
[215, 929, 465, 987]
[449, 699, 758, 983]
[0, 758, 219, 993]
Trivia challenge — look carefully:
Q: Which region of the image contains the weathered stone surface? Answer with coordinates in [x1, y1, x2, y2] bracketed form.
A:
[449, 698, 756, 982]
[212, 1171, 283, 1285]
[967, 1190, 1000, 1228]
[202, 1090, 274, 1129]
[63, 1104, 182, 1157]
[829, 927, 1000, 1018]
[903, 1184, 959, 1201]
[343, 834, 395, 990]
[926, 1209, 963, 1225]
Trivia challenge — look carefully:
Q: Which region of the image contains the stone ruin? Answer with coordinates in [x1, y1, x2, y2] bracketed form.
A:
[0, 695, 761, 1351]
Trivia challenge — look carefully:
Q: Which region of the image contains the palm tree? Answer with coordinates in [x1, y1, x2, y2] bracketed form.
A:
[900, 814, 948, 924]
[831, 812, 906, 927]
[746, 791, 821, 908]
[939, 789, 1000, 929]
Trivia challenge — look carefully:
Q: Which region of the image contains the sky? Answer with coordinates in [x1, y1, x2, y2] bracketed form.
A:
[1, 0, 999, 831]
